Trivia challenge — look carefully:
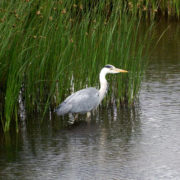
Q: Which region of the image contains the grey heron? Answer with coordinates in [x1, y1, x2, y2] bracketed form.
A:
[55, 64, 128, 117]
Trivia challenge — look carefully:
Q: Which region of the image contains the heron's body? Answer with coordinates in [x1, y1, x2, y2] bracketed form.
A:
[55, 65, 127, 116]
[56, 87, 99, 115]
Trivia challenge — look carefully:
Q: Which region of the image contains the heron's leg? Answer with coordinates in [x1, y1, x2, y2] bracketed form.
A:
[86, 112, 91, 124]
[87, 112, 91, 118]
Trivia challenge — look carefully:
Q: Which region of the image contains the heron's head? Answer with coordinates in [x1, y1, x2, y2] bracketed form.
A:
[103, 64, 128, 74]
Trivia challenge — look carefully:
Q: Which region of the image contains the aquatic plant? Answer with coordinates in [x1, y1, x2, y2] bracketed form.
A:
[76, 0, 180, 19]
[0, 0, 168, 132]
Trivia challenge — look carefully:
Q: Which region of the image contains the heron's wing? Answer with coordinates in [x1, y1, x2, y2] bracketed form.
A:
[64, 87, 99, 113]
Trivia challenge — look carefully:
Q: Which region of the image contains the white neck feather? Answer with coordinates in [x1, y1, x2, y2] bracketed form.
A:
[99, 69, 108, 103]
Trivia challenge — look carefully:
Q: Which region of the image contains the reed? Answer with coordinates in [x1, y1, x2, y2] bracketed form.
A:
[74, 0, 180, 19]
[0, 0, 162, 132]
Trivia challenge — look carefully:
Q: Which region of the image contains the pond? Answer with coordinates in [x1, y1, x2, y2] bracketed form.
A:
[0, 20, 180, 180]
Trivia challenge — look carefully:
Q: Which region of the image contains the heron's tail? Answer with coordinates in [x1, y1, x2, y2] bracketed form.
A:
[54, 102, 71, 116]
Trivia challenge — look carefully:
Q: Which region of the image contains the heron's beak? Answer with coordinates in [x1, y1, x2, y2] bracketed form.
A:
[114, 68, 128, 73]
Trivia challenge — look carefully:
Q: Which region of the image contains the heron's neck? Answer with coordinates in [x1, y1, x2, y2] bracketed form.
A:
[99, 70, 108, 103]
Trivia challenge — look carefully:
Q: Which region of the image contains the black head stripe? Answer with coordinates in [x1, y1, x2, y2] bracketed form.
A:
[104, 65, 113, 69]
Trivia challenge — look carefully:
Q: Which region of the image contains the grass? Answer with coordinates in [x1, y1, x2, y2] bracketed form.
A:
[126, 0, 180, 19]
[0, 0, 178, 132]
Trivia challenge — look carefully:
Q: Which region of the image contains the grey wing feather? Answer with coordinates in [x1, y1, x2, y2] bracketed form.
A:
[55, 87, 99, 115]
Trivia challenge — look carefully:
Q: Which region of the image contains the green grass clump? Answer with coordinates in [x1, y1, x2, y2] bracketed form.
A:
[0, 0, 153, 132]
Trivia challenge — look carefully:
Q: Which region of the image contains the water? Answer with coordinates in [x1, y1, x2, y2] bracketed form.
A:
[0, 21, 180, 180]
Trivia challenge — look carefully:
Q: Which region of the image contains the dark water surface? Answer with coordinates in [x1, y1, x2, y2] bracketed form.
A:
[0, 21, 180, 180]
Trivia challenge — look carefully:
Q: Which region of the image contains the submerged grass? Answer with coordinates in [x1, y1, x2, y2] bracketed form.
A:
[0, 0, 166, 132]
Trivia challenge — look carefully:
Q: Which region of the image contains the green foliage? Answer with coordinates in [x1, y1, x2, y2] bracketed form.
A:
[0, 0, 160, 132]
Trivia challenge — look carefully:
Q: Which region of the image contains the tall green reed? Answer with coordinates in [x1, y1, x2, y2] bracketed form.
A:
[0, 0, 154, 132]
